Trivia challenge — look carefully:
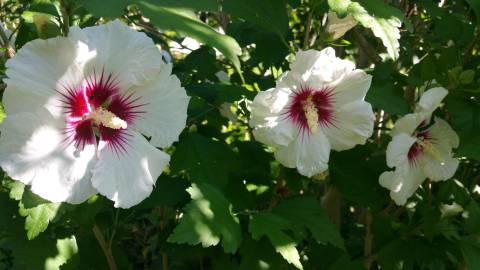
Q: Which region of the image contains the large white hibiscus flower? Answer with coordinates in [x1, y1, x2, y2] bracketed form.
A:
[379, 87, 459, 205]
[249, 48, 375, 177]
[0, 20, 190, 208]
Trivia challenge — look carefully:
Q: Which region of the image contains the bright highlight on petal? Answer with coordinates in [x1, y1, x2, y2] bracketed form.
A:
[250, 48, 374, 177]
[379, 86, 459, 205]
[0, 20, 189, 208]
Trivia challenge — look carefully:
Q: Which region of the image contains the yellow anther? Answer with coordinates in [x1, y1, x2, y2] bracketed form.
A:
[91, 107, 127, 130]
[303, 95, 319, 133]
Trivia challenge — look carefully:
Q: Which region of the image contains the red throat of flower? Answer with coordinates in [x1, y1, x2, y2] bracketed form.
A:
[285, 86, 335, 135]
[58, 69, 146, 153]
[407, 123, 436, 166]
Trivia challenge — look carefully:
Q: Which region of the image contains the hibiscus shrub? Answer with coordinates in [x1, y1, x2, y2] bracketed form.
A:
[0, 0, 480, 269]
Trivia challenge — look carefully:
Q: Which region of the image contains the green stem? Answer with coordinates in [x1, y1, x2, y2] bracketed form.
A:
[93, 223, 118, 270]
[59, 0, 70, 36]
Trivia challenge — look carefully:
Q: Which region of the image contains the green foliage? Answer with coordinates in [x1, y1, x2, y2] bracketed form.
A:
[272, 197, 344, 248]
[167, 183, 242, 253]
[249, 212, 303, 269]
[328, 0, 404, 59]
[1, 0, 480, 269]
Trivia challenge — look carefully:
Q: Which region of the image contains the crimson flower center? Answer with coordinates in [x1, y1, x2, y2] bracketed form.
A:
[407, 123, 440, 166]
[286, 86, 334, 134]
[59, 71, 145, 153]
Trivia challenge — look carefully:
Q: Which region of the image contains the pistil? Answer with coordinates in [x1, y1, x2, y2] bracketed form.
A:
[303, 94, 319, 133]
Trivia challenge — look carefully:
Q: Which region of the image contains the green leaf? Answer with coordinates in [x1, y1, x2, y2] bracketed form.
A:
[465, 201, 480, 234]
[466, 0, 480, 24]
[272, 197, 344, 249]
[148, 0, 219, 11]
[78, 0, 129, 18]
[21, 11, 61, 39]
[0, 104, 5, 125]
[446, 96, 480, 160]
[137, 175, 189, 209]
[3, 235, 78, 270]
[223, 0, 289, 37]
[136, 0, 242, 72]
[460, 237, 480, 270]
[19, 201, 61, 240]
[328, 0, 405, 59]
[167, 183, 242, 253]
[239, 237, 297, 270]
[171, 133, 239, 187]
[249, 212, 303, 269]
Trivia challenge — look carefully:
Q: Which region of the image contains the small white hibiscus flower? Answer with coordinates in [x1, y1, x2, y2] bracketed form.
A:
[379, 87, 459, 205]
[0, 20, 190, 208]
[249, 48, 375, 177]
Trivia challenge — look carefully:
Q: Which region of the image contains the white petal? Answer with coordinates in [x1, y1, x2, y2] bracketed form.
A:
[275, 131, 331, 177]
[131, 63, 189, 148]
[391, 113, 423, 137]
[91, 131, 170, 208]
[324, 100, 375, 151]
[386, 133, 416, 168]
[278, 48, 355, 88]
[0, 111, 96, 203]
[379, 165, 426, 206]
[422, 154, 459, 182]
[330, 70, 372, 106]
[69, 20, 163, 90]
[4, 36, 89, 117]
[250, 87, 296, 147]
[416, 87, 448, 115]
[429, 117, 460, 149]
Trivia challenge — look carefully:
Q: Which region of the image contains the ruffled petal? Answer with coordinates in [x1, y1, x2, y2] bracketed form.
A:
[0, 110, 96, 203]
[324, 100, 375, 151]
[275, 131, 331, 177]
[278, 48, 355, 89]
[69, 20, 163, 90]
[330, 70, 372, 107]
[422, 154, 459, 182]
[250, 87, 296, 147]
[4, 36, 90, 117]
[131, 63, 189, 148]
[379, 165, 426, 205]
[391, 113, 423, 137]
[416, 87, 448, 115]
[429, 117, 460, 149]
[91, 131, 170, 208]
[386, 133, 417, 168]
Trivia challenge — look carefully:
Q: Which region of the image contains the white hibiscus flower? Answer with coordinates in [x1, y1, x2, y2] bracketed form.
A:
[249, 48, 375, 177]
[379, 87, 459, 205]
[0, 20, 190, 208]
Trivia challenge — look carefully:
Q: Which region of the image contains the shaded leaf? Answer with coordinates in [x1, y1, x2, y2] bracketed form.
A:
[168, 183, 242, 253]
[249, 212, 303, 269]
[273, 196, 344, 249]
[171, 133, 239, 188]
